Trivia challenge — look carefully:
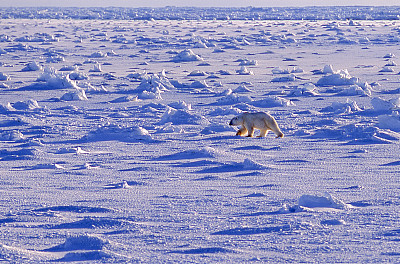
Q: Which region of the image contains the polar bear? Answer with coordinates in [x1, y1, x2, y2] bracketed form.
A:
[229, 112, 284, 138]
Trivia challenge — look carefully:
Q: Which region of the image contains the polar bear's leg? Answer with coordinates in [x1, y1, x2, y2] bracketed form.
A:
[258, 129, 269, 137]
[245, 125, 255, 137]
[236, 126, 247, 136]
[264, 119, 284, 138]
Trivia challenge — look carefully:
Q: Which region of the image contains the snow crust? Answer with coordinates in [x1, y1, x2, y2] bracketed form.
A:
[0, 8, 400, 263]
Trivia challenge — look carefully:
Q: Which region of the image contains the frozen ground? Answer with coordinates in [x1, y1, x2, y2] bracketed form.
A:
[0, 10, 400, 263]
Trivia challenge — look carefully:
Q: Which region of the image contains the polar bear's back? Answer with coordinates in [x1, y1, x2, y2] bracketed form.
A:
[243, 112, 274, 122]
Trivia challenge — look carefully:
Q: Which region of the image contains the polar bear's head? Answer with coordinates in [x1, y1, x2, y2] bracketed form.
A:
[229, 115, 244, 126]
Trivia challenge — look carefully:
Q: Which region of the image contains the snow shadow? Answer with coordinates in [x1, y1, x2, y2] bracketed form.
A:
[195, 158, 270, 174]
[34, 205, 114, 214]
[169, 247, 235, 254]
[211, 224, 293, 236]
[47, 217, 132, 229]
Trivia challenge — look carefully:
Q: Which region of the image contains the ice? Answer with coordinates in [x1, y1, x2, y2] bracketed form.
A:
[35, 67, 78, 89]
[21, 61, 42, 72]
[84, 125, 153, 142]
[287, 83, 319, 97]
[171, 49, 203, 62]
[89, 63, 102, 72]
[188, 70, 207, 76]
[60, 89, 88, 101]
[271, 73, 296, 82]
[371, 97, 400, 111]
[297, 193, 350, 210]
[12, 99, 41, 110]
[0, 72, 10, 81]
[89, 51, 107, 58]
[233, 84, 253, 93]
[316, 69, 359, 86]
[159, 107, 209, 125]
[378, 113, 400, 132]
[1, 8, 400, 264]
[215, 93, 252, 105]
[252, 96, 295, 107]
[133, 73, 174, 93]
[236, 66, 254, 75]
[321, 99, 362, 114]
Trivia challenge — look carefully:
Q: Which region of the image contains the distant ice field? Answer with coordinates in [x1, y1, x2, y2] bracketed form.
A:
[0, 14, 399, 263]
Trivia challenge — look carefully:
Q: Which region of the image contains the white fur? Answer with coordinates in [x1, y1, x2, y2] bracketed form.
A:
[229, 112, 284, 138]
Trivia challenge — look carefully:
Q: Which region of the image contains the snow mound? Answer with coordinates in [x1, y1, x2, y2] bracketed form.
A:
[291, 66, 304, 73]
[110, 95, 139, 103]
[279, 193, 351, 213]
[0, 130, 25, 141]
[89, 51, 107, 58]
[159, 107, 209, 125]
[12, 99, 42, 110]
[0, 103, 16, 113]
[239, 59, 257, 66]
[271, 74, 296, 82]
[385, 60, 396, 66]
[321, 99, 362, 114]
[371, 97, 400, 111]
[155, 123, 184, 134]
[310, 123, 400, 144]
[252, 96, 295, 107]
[190, 80, 209, 88]
[84, 125, 153, 142]
[89, 63, 102, 72]
[208, 106, 242, 116]
[168, 100, 192, 110]
[126, 70, 147, 80]
[336, 83, 372, 97]
[298, 193, 350, 209]
[201, 123, 236, 135]
[378, 113, 400, 132]
[59, 65, 78, 72]
[36, 67, 78, 89]
[188, 70, 207, 76]
[272, 67, 290, 74]
[21, 61, 42, 72]
[45, 235, 108, 252]
[157, 146, 220, 160]
[215, 93, 252, 105]
[69, 71, 88, 80]
[288, 83, 319, 96]
[60, 89, 88, 101]
[0, 72, 10, 81]
[316, 69, 358, 86]
[241, 158, 269, 170]
[323, 65, 335, 74]
[233, 84, 253, 93]
[138, 90, 162, 100]
[384, 53, 395, 58]
[133, 73, 174, 94]
[0, 82, 9, 88]
[379, 66, 395, 73]
[236, 66, 253, 75]
[172, 49, 203, 62]
[81, 83, 107, 93]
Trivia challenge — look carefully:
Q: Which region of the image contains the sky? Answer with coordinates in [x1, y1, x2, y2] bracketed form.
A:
[0, 0, 399, 7]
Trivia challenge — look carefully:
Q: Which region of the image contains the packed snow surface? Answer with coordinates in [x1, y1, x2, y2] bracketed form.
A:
[0, 7, 400, 263]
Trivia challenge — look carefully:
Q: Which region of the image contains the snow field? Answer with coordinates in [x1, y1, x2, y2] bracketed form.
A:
[0, 16, 399, 263]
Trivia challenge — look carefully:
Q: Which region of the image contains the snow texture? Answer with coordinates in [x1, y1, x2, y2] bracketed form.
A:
[0, 8, 399, 263]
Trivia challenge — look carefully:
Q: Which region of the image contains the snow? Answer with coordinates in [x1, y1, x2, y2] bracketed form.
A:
[0, 8, 400, 263]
